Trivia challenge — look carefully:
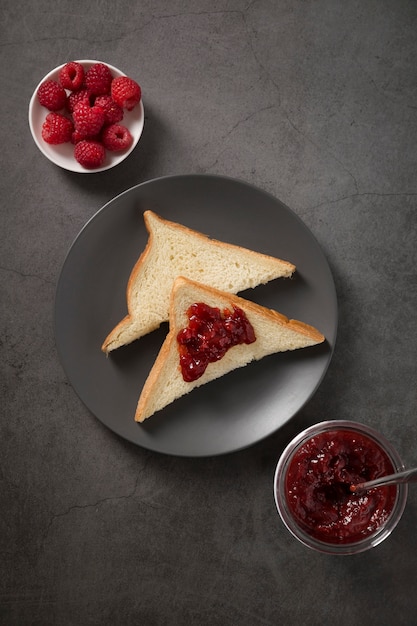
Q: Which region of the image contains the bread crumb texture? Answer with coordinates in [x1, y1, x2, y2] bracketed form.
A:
[135, 277, 324, 421]
[102, 211, 295, 352]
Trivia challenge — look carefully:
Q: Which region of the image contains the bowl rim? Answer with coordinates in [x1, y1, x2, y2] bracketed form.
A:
[28, 59, 144, 173]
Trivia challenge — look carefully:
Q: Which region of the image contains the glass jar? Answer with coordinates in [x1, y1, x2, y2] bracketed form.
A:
[274, 420, 408, 555]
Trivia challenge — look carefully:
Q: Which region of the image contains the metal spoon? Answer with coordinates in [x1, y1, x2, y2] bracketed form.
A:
[350, 467, 417, 493]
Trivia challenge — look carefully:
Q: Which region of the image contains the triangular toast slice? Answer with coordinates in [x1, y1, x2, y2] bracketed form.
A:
[135, 277, 325, 422]
[102, 211, 295, 353]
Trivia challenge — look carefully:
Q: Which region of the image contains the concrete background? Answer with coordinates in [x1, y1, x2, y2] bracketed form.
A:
[1, 1, 417, 624]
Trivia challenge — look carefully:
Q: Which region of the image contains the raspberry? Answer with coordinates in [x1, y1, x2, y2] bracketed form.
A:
[71, 129, 94, 144]
[37, 79, 67, 111]
[66, 89, 92, 113]
[74, 140, 106, 168]
[41, 112, 74, 144]
[85, 63, 113, 96]
[101, 124, 133, 151]
[94, 95, 124, 125]
[59, 61, 85, 91]
[111, 76, 141, 111]
[73, 102, 105, 137]
[35, 61, 142, 169]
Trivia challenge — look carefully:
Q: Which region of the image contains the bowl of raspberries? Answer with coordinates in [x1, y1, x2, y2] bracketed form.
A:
[29, 60, 144, 172]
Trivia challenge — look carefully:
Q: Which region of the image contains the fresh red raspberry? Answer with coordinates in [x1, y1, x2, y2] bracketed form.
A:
[101, 124, 133, 151]
[71, 129, 96, 144]
[73, 102, 105, 137]
[111, 76, 141, 111]
[74, 140, 106, 168]
[41, 112, 74, 144]
[66, 89, 92, 113]
[94, 95, 124, 125]
[37, 79, 67, 111]
[59, 61, 85, 91]
[85, 63, 113, 96]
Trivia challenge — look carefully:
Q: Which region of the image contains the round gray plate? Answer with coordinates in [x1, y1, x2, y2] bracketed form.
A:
[55, 174, 337, 456]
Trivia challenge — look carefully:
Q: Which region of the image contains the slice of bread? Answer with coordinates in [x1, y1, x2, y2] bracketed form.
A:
[135, 277, 325, 422]
[102, 211, 295, 353]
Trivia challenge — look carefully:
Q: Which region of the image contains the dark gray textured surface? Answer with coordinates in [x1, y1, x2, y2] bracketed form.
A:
[1, 1, 417, 624]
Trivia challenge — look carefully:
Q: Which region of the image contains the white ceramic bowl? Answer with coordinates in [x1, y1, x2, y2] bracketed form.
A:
[28, 60, 144, 173]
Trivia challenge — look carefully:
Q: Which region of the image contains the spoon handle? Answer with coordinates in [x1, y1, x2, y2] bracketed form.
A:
[351, 467, 417, 492]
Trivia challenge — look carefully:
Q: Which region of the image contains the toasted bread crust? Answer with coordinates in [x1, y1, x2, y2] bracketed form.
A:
[170, 277, 324, 343]
[101, 218, 155, 352]
[141, 211, 296, 273]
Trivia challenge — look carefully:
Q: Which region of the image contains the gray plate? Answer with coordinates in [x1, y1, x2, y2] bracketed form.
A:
[55, 174, 337, 456]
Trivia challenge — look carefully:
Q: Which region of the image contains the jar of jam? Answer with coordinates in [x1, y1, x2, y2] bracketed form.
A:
[274, 421, 408, 555]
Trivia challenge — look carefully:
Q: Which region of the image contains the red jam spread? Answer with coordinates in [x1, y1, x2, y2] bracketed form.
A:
[285, 430, 397, 544]
[177, 302, 256, 382]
